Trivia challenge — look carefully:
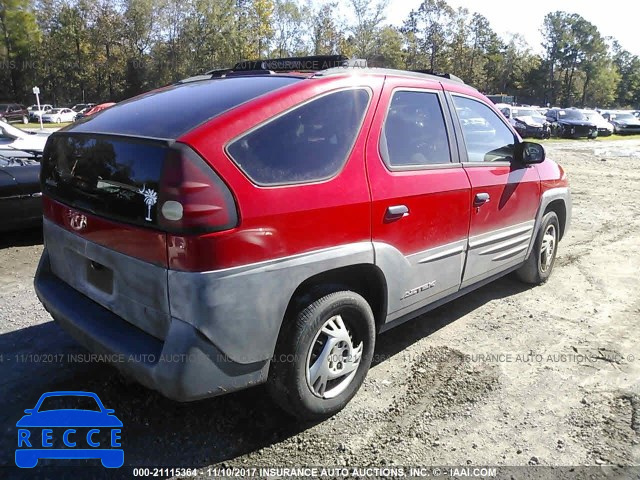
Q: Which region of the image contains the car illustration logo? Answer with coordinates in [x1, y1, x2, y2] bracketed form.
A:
[67, 210, 88, 231]
[15, 391, 123, 468]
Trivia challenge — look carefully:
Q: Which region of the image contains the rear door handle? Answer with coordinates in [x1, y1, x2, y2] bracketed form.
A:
[385, 205, 409, 221]
[474, 193, 490, 207]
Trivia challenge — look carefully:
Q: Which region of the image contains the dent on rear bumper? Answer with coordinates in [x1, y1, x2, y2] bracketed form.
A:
[34, 251, 269, 401]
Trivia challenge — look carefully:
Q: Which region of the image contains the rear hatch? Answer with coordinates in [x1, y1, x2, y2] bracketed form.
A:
[39, 76, 301, 339]
[41, 134, 173, 339]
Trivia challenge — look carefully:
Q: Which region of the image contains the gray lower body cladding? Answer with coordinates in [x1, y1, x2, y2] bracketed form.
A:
[35, 249, 269, 401]
[35, 220, 375, 399]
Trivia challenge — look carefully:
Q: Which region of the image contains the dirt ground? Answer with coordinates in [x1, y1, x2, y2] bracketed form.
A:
[1, 139, 639, 478]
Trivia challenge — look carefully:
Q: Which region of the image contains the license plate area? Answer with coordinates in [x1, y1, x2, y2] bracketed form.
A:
[86, 260, 113, 295]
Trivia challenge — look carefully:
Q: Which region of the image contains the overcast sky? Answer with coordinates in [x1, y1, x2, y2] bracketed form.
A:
[376, 0, 639, 56]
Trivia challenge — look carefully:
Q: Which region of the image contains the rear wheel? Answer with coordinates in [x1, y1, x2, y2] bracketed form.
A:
[516, 211, 559, 284]
[22, 115, 28, 124]
[268, 290, 375, 420]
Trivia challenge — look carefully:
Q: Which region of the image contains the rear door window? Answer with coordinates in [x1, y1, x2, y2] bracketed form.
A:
[380, 90, 452, 167]
[226, 88, 370, 185]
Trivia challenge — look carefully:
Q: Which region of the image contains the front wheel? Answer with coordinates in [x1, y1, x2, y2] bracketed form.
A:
[55, 117, 61, 123]
[516, 211, 559, 284]
[268, 290, 375, 420]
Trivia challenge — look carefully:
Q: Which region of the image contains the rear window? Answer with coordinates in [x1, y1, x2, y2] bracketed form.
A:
[66, 76, 300, 139]
[42, 134, 169, 227]
[227, 89, 370, 185]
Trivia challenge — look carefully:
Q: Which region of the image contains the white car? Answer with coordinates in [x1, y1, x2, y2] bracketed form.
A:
[0, 120, 49, 155]
[41, 108, 76, 123]
[582, 110, 613, 137]
[28, 104, 53, 121]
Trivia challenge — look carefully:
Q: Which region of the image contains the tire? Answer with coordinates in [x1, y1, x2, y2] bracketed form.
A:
[268, 290, 376, 421]
[516, 211, 560, 285]
[55, 117, 61, 123]
[22, 115, 28, 124]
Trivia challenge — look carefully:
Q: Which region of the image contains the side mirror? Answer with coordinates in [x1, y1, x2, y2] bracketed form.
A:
[515, 141, 545, 165]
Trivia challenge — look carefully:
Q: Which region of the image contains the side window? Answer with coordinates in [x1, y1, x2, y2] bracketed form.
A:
[380, 90, 451, 167]
[227, 89, 370, 185]
[452, 95, 516, 163]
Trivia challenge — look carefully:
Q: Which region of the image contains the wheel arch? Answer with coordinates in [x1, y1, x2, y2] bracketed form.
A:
[282, 263, 388, 334]
[544, 199, 567, 240]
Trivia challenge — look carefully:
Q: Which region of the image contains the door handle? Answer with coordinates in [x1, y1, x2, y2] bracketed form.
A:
[474, 193, 490, 207]
[385, 205, 409, 221]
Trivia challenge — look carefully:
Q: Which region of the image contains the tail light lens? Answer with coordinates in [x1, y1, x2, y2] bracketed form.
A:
[158, 143, 238, 234]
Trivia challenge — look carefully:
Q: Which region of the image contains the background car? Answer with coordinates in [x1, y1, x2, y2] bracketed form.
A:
[28, 104, 53, 122]
[74, 102, 116, 120]
[0, 104, 29, 124]
[0, 120, 49, 156]
[41, 108, 76, 123]
[602, 111, 640, 135]
[0, 153, 41, 232]
[546, 108, 598, 139]
[71, 103, 96, 113]
[582, 109, 613, 136]
[499, 105, 551, 139]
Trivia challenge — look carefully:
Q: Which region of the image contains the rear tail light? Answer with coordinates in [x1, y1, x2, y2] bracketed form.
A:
[158, 144, 238, 234]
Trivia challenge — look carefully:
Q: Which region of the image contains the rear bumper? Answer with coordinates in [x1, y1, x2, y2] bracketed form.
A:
[34, 250, 269, 401]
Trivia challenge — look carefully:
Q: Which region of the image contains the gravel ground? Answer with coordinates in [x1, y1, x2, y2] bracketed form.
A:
[1, 139, 639, 478]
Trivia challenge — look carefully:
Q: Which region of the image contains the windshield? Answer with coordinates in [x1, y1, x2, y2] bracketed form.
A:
[583, 111, 604, 121]
[558, 110, 587, 120]
[50, 109, 62, 114]
[513, 109, 542, 118]
[612, 113, 635, 121]
[37, 394, 102, 412]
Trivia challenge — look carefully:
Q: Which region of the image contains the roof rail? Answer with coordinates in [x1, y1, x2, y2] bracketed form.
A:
[233, 55, 352, 72]
[411, 69, 465, 84]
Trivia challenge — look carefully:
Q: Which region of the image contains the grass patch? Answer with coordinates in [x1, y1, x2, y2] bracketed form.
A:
[22, 122, 72, 129]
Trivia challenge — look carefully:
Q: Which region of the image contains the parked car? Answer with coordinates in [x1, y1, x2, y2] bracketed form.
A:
[499, 105, 551, 139]
[71, 103, 96, 113]
[0, 120, 49, 156]
[602, 111, 640, 135]
[582, 109, 613, 137]
[41, 108, 76, 123]
[0, 103, 29, 124]
[74, 102, 115, 121]
[28, 104, 54, 122]
[0, 153, 41, 231]
[546, 108, 598, 139]
[35, 58, 571, 420]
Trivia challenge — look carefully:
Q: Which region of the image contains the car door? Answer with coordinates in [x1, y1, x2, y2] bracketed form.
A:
[0, 167, 26, 230]
[367, 77, 472, 324]
[448, 93, 540, 288]
[10, 162, 42, 222]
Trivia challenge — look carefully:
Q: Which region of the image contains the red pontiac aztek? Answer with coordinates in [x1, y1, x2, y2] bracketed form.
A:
[35, 56, 571, 420]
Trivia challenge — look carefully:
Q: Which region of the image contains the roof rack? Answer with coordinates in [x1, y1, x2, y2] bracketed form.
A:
[232, 55, 355, 72]
[411, 69, 465, 83]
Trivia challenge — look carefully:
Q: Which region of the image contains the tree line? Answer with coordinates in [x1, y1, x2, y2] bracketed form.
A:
[1, 0, 639, 109]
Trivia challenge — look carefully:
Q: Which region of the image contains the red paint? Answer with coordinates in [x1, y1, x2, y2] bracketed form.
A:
[43, 197, 168, 267]
[43, 70, 569, 273]
[364, 75, 471, 255]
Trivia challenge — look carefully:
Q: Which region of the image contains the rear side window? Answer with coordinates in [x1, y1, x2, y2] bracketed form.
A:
[227, 89, 370, 185]
[381, 90, 451, 167]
